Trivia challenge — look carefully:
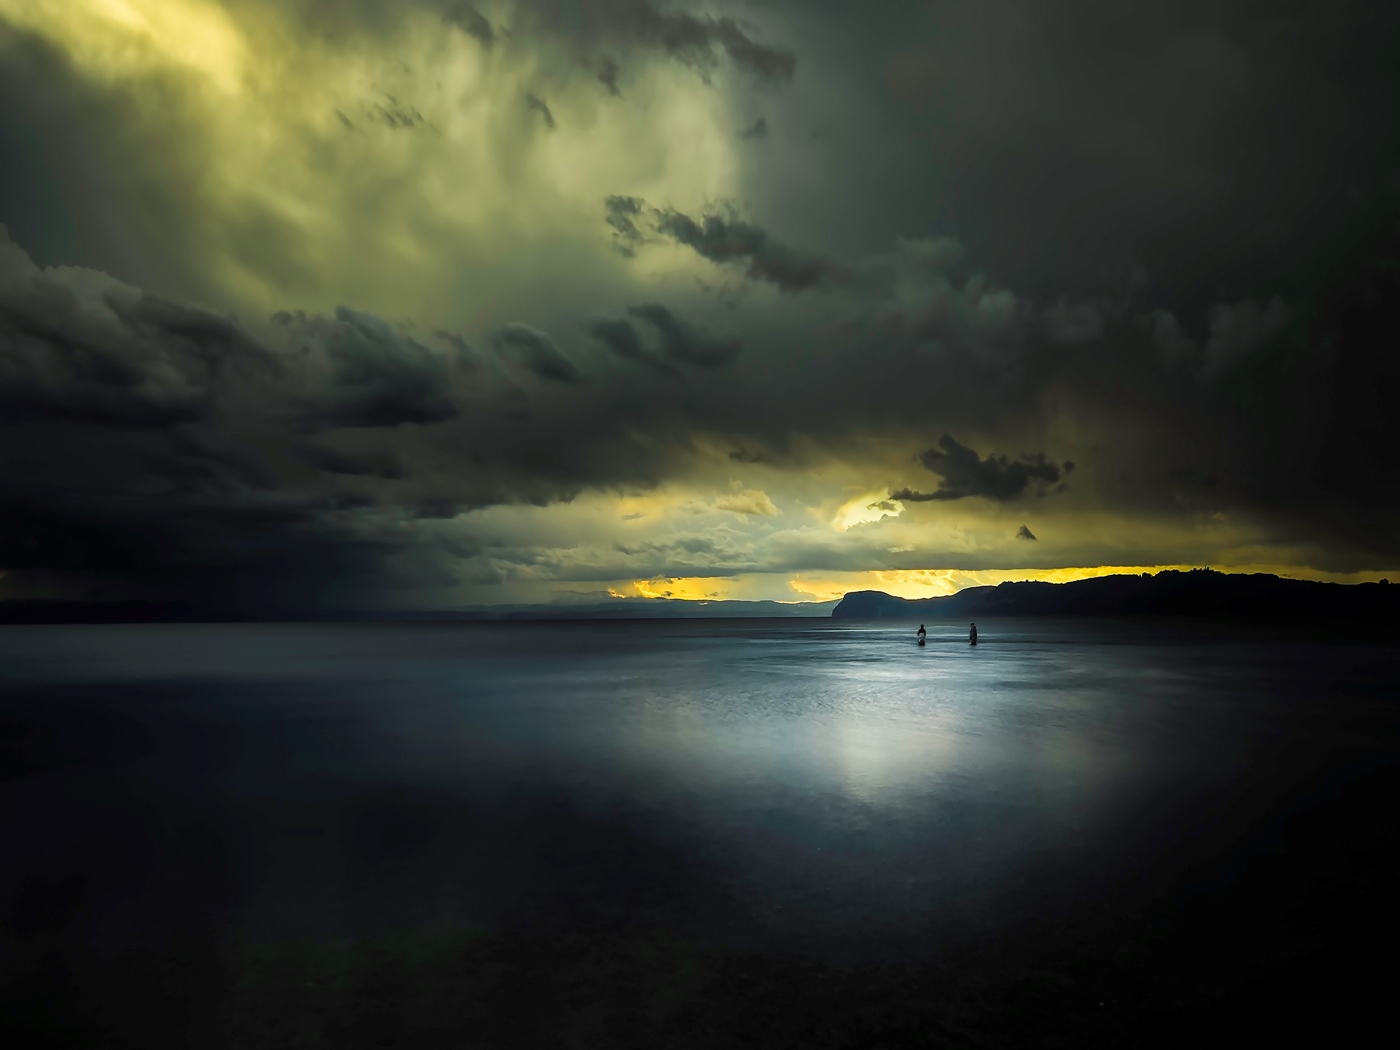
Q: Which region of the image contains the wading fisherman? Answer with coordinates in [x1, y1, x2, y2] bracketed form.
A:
[969, 622, 978, 646]
[917, 623, 926, 645]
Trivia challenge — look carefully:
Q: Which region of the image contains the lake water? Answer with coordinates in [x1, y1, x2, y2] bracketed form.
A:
[2, 619, 1397, 1047]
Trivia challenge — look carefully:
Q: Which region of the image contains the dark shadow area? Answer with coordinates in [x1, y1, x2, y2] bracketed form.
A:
[1, 621, 1397, 1047]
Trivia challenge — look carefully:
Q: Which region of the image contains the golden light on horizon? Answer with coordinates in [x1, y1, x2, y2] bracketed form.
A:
[599, 565, 1400, 605]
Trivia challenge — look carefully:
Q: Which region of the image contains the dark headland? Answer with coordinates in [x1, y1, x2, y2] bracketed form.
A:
[833, 568, 1398, 619]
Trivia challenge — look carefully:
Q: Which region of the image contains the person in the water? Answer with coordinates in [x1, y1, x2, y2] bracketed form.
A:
[969, 622, 978, 645]
[917, 624, 926, 643]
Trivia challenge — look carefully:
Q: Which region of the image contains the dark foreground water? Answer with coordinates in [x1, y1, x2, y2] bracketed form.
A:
[1, 618, 1397, 1048]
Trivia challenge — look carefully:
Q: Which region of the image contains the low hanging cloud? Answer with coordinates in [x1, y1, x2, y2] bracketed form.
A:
[298, 442, 405, 480]
[525, 92, 556, 130]
[595, 55, 622, 95]
[714, 488, 778, 516]
[739, 117, 768, 140]
[587, 303, 740, 374]
[275, 308, 460, 430]
[1199, 296, 1291, 380]
[1043, 298, 1105, 344]
[606, 197, 843, 292]
[898, 236, 965, 270]
[653, 207, 843, 292]
[587, 316, 679, 378]
[627, 303, 741, 367]
[604, 195, 649, 255]
[491, 323, 580, 383]
[513, 0, 796, 89]
[1150, 309, 1199, 364]
[372, 96, 425, 131]
[6, 0, 1400, 613]
[0, 230, 461, 436]
[447, 4, 495, 49]
[891, 435, 1064, 502]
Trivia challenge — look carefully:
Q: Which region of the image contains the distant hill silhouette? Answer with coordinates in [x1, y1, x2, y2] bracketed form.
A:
[832, 569, 1398, 619]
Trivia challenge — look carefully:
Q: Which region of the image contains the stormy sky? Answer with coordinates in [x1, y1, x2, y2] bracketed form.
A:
[1, 0, 1397, 611]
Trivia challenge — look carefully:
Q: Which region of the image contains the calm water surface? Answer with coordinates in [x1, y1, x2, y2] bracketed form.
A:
[2, 619, 1397, 1046]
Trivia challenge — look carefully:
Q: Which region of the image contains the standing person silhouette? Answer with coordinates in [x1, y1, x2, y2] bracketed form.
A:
[969, 622, 978, 646]
[917, 623, 926, 645]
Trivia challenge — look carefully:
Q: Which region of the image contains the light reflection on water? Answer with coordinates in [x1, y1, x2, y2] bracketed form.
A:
[1, 617, 1397, 1042]
[0, 618, 1328, 817]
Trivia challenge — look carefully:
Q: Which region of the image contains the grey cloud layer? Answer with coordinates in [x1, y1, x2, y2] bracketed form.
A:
[607, 196, 844, 291]
[492, 323, 579, 384]
[891, 435, 1067, 503]
[510, 0, 796, 88]
[2, 1, 1399, 608]
[5, 187, 1398, 611]
[436, 0, 796, 95]
[587, 301, 746, 378]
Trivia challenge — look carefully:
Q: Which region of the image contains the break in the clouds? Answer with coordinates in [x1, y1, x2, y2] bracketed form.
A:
[1, 1, 1398, 610]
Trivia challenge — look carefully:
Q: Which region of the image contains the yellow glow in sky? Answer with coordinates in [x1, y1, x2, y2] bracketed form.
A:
[1, 0, 247, 93]
[601, 565, 1400, 605]
[832, 492, 903, 532]
[1, 0, 744, 322]
[610, 578, 739, 601]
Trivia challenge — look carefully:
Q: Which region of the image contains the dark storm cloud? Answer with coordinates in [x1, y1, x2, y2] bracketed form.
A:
[0, 485, 385, 605]
[595, 54, 622, 95]
[739, 117, 768, 140]
[373, 96, 425, 130]
[0, 228, 489, 608]
[603, 196, 845, 290]
[492, 323, 580, 383]
[891, 435, 1063, 503]
[652, 209, 834, 292]
[274, 1, 795, 93]
[651, 205, 843, 292]
[274, 307, 459, 429]
[1198, 296, 1291, 381]
[524, 93, 556, 129]
[603, 195, 647, 254]
[587, 316, 646, 360]
[432, 330, 479, 370]
[514, 0, 796, 84]
[587, 304, 740, 375]
[873, 0, 1400, 314]
[586, 316, 680, 378]
[0, 244, 268, 427]
[299, 442, 405, 480]
[627, 303, 741, 367]
[5, 0, 1400, 606]
[1149, 310, 1198, 364]
[3, 207, 1400, 610]
[1043, 300, 1105, 345]
[446, 3, 495, 49]
[0, 247, 455, 439]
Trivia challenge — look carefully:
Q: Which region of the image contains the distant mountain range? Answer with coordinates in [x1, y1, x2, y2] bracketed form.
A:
[4, 571, 1395, 624]
[832, 569, 1398, 619]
